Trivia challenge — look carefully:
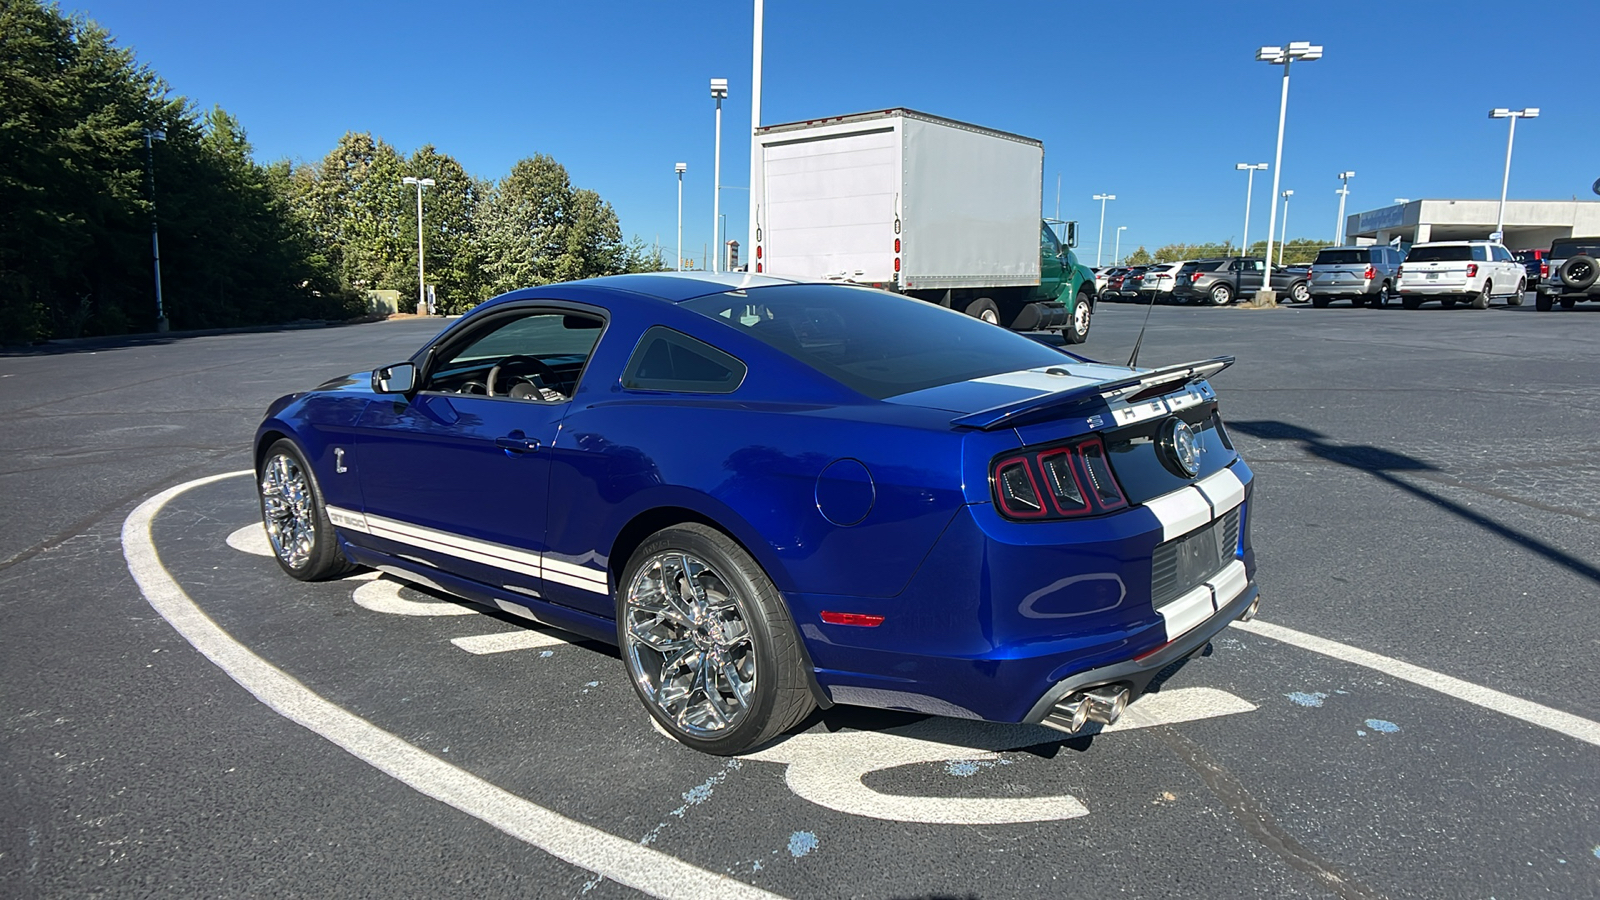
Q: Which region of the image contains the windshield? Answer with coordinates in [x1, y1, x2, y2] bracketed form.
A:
[1551, 240, 1600, 258]
[683, 284, 1074, 400]
[1314, 249, 1367, 265]
[1406, 245, 1472, 262]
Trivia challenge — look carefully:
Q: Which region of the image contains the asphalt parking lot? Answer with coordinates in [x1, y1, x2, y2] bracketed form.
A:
[3, 299, 1599, 899]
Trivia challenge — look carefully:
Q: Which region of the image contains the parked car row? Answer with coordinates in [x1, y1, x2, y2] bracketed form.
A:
[1090, 235, 1599, 313]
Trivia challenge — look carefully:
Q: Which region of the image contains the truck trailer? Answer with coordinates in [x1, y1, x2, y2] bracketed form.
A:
[750, 108, 1096, 342]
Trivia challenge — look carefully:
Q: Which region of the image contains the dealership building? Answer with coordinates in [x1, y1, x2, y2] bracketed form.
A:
[1343, 199, 1600, 251]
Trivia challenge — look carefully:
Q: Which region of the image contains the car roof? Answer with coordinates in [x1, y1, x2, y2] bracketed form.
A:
[563, 271, 800, 303]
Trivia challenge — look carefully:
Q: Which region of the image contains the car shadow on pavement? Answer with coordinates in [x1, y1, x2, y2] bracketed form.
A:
[1228, 419, 1600, 588]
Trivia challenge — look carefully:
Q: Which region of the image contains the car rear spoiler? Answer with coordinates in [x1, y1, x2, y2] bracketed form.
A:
[950, 356, 1236, 431]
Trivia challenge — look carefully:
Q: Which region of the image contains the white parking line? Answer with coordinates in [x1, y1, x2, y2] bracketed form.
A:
[1233, 619, 1600, 749]
[123, 472, 784, 900]
[452, 630, 567, 655]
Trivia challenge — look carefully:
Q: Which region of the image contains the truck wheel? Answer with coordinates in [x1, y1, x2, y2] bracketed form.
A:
[1208, 283, 1233, 306]
[1557, 255, 1598, 290]
[1469, 284, 1490, 309]
[1063, 291, 1092, 344]
[1507, 279, 1526, 306]
[965, 297, 1001, 325]
[1374, 282, 1392, 308]
[1535, 294, 1553, 311]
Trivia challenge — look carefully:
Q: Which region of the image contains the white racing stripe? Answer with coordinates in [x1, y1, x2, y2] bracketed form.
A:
[1192, 466, 1245, 516]
[1157, 560, 1247, 641]
[1144, 486, 1212, 541]
[1233, 618, 1600, 749]
[123, 472, 784, 900]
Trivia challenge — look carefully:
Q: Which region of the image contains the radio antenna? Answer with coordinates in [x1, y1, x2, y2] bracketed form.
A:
[1126, 266, 1161, 368]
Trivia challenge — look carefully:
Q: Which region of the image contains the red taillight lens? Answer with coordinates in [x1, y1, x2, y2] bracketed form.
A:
[1467, 263, 1478, 277]
[894, 257, 901, 272]
[995, 457, 1046, 518]
[1364, 265, 1376, 280]
[755, 245, 763, 259]
[1191, 271, 1202, 282]
[894, 238, 901, 253]
[755, 262, 762, 273]
[1541, 261, 1549, 277]
[991, 435, 1127, 520]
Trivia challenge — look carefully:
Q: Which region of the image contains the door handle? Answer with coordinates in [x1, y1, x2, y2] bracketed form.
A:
[495, 433, 541, 454]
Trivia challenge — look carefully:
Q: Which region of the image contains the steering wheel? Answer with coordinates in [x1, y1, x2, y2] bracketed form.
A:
[486, 354, 563, 398]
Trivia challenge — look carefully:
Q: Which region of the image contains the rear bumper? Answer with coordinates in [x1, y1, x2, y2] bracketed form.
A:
[1397, 281, 1473, 296]
[1309, 278, 1376, 296]
[794, 461, 1256, 723]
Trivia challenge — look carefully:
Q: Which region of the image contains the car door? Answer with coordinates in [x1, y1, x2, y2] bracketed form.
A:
[349, 305, 607, 603]
[1491, 245, 1519, 294]
[1039, 224, 1066, 300]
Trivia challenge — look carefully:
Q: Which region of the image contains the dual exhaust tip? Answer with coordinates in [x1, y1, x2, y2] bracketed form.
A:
[1042, 684, 1130, 735]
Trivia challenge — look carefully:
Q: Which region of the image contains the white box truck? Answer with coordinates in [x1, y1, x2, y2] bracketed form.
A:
[751, 109, 1096, 342]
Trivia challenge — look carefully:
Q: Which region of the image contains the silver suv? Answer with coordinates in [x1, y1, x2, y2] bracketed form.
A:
[1308, 245, 1403, 307]
[1397, 241, 1526, 309]
[1534, 236, 1600, 311]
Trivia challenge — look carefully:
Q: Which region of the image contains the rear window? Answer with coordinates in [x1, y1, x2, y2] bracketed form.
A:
[683, 284, 1072, 400]
[1313, 249, 1367, 265]
[1551, 240, 1600, 258]
[1405, 245, 1472, 262]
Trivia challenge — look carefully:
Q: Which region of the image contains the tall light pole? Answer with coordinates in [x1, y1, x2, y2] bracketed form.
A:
[141, 128, 169, 332]
[1256, 41, 1322, 304]
[1115, 226, 1127, 265]
[710, 78, 728, 272]
[675, 162, 687, 271]
[1278, 189, 1294, 266]
[1235, 163, 1268, 256]
[748, 0, 764, 269]
[1490, 107, 1539, 242]
[1334, 170, 1355, 244]
[1092, 193, 1115, 266]
[401, 176, 435, 315]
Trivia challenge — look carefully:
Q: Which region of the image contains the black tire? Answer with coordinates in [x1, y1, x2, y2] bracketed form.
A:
[1561, 297, 1577, 309]
[1507, 280, 1526, 306]
[1401, 295, 1423, 310]
[1470, 284, 1490, 309]
[1063, 290, 1092, 344]
[1374, 282, 1393, 308]
[1311, 296, 1331, 308]
[1536, 293, 1553, 311]
[257, 438, 356, 581]
[616, 524, 815, 755]
[1208, 283, 1233, 306]
[965, 297, 1001, 325]
[1558, 255, 1598, 290]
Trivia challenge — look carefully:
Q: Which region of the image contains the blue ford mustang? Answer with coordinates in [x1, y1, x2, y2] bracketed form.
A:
[255, 273, 1257, 754]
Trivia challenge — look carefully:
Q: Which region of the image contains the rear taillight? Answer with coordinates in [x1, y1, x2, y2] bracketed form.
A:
[1364, 265, 1376, 280]
[1541, 261, 1549, 277]
[1467, 263, 1478, 278]
[991, 435, 1128, 521]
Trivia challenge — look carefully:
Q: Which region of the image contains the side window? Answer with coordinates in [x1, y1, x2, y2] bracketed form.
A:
[1471, 245, 1488, 261]
[1493, 246, 1514, 262]
[622, 327, 747, 394]
[424, 310, 604, 398]
[1041, 225, 1063, 258]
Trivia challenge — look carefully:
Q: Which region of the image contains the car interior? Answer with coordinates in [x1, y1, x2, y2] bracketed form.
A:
[422, 311, 604, 402]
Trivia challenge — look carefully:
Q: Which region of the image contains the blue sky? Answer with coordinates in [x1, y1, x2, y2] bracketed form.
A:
[84, 1, 1592, 264]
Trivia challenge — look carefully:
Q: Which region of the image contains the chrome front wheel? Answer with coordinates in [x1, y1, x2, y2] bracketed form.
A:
[258, 439, 353, 581]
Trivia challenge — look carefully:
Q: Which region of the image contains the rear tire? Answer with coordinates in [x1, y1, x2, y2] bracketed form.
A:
[1063, 290, 1092, 344]
[1290, 281, 1310, 304]
[1208, 283, 1233, 306]
[1470, 284, 1490, 309]
[965, 297, 1001, 325]
[1374, 282, 1393, 308]
[617, 524, 815, 755]
[1536, 294, 1553, 311]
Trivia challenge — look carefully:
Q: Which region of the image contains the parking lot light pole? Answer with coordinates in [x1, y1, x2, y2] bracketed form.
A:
[401, 176, 435, 315]
[141, 128, 169, 332]
[1115, 226, 1127, 265]
[675, 163, 687, 271]
[1255, 42, 1321, 307]
[1334, 171, 1355, 244]
[1278, 190, 1293, 266]
[1489, 108, 1538, 242]
[1092, 193, 1115, 266]
[1235, 163, 1267, 256]
[710, 79, 728, 272]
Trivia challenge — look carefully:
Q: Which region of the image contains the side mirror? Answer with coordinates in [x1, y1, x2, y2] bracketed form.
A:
[1064, 221, 1079, 249]
[372, 362, 417, 394]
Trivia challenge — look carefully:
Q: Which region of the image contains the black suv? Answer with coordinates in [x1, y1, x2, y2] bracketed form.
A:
[1535, 237, 1600, 310]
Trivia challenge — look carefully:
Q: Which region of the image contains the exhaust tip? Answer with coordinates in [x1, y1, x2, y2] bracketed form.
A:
[1238, 594, 1261, 622]
[1041, 694, 1092, 735]
[1084, 685, 1131, 725]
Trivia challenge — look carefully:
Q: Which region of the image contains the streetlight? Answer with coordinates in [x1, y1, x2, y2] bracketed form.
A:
[1489, 107, 1539, 242]
[401, 176, 435, 315]
[141, 128, 168, 332]
[710, 78, 728, 272]
[1092, 193, 1116, 266]
[1115, 226, 1127, 265]
[1235, 163, 1268, 256]
[1334, 170, 1355, 245]
[1256, 41, 1322, 303]
[748, 0, 764, 266]
[1278, 189, 1293, 266]
[675, 162, 687, 271]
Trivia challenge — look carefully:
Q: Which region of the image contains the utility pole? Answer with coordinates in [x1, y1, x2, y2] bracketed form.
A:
[402, 176, 435, 314]
[142, 129, 169, 332]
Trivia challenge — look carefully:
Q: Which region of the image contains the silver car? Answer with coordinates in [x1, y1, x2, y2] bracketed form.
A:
[1308, 245, 1403, 307]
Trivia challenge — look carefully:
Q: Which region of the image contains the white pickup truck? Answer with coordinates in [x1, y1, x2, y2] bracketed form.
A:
[1397, 240, 1526, 309]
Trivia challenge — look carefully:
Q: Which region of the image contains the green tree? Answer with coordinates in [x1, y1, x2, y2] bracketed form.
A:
[1125, 246, 1153, 265]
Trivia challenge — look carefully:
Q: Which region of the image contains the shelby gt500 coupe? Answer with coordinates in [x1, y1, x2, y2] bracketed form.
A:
[255, 273, 1257, 754]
